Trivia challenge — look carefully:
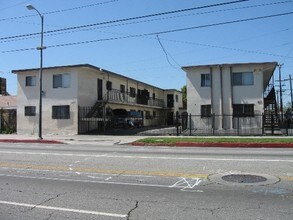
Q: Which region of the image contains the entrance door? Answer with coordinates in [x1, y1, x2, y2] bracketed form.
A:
[97, 79, 103, 100]
[167, 94, 174, 108]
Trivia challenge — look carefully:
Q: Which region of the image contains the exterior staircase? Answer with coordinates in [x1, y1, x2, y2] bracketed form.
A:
[85, 100, 107, 118]
[263, 86, 282, 135]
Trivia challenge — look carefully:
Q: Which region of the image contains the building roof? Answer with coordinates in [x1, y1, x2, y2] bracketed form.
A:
[0, 95, 16, 109]
[182, 61, 278, 70]
[12, 64, 181, 93]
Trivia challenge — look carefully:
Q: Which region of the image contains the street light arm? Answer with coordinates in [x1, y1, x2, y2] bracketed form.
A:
[26, 4, 42, 17]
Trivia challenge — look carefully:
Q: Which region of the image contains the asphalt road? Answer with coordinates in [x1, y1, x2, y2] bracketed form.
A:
[0, 142, 292, 219]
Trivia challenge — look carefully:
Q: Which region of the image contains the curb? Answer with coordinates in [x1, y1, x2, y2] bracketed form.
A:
[132, 142, 293, 148]
[0, 139, 64, 144]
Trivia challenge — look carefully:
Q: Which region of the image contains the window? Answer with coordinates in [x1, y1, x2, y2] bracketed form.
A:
[130, 87, 136, 97]
[52, 105, 70, 119]
[233, 72, 253, 86]
[26, 76, 36, 86]
[24, 106, 36, 116]
[106, 81, 112, 90]
[175, 95, 179, 102]
[201, 74, 211, 87]
[233, 104, 254, 117]
[153, 111, 156, 118]
[120, 84, 125, 93]
[201, 105, 211, 117]
[53, 73, 70, 88]
[152, 93, 156, 100]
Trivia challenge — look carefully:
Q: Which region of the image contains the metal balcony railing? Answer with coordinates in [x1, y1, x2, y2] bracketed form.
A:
[104, 89, 164, 108]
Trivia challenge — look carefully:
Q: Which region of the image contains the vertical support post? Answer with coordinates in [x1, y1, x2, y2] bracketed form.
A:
[212, 114, 215, 136]
[262, 113, 264, 136]
[237, 117, 240, 136]
[189, 113, 192, 136]
[176, 115, 179, 136]
[271, 114, 274, 135]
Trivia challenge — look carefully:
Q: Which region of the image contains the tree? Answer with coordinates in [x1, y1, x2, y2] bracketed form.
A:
[181, 85, 187, 109]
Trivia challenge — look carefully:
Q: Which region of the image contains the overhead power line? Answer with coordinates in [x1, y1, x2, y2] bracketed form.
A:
[0, 0, 249, 41]
[0, 0, 119, 21]
[0, 0, 291, 45]
[156, 35, 181, 70]
[153, 11, 293, 35]
[2, 10, 293, 58]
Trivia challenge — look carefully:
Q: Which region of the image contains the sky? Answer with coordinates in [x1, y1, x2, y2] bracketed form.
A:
[0, 0, 293, 106]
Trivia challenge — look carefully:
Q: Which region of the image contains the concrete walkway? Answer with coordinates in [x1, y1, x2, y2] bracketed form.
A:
[0, 134, 143, 145]
[0, 134, 292, 148]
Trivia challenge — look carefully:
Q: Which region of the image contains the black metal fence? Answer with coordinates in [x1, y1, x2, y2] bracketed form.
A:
[78, 107, 293, 136]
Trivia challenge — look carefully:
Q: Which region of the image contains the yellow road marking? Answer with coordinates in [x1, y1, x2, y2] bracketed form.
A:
[0, 162, 208, 179]
[1, 162, 292, 181]
[279, 176, 293, 181]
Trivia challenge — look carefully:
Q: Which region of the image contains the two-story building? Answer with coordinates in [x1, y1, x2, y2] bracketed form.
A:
[182, 62, 278, 133]
[12, 64, 183, 135]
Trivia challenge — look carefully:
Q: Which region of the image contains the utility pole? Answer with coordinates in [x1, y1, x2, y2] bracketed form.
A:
[26, 5, 46, 140]
[289, 74, 293, 111]
[283, 74, 293, 109]
[278, 64, 284, 121]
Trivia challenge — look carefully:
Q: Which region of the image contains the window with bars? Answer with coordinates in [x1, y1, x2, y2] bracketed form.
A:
[233, 72, 253, 86]
[233, 104, 254, 117]
[201, 74, 211, 87]
[52, 105, 70, 119]
[53, 73, 70, 88]
[201, 105, 211, 117]
[25, 76, 36, 87]
[24, 106, 36, 116]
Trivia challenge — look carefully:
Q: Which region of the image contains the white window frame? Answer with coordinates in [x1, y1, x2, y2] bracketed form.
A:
[233, 72, 253, 86]
[53, 73, 70, 88]
[25, 76, 36, 87]
[201, 74, 211, 87]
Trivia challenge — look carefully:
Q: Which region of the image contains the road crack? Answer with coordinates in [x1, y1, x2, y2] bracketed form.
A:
[22, 192, 66, 213]
[127, 201, 139, 220]
[198, 206, 227, 216]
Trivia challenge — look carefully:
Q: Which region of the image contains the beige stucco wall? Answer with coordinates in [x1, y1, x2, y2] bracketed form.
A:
[17, 68, 78, 135]
[185, 64, 266, 129]
[16, 65, 184, 135]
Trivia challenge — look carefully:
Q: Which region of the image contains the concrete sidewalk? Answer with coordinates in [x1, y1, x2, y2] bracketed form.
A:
[0, 134, 293, 148]
[0, 134, 142, 145]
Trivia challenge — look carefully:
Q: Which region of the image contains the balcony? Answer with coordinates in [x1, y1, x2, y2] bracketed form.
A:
[104, 89, 164, 108]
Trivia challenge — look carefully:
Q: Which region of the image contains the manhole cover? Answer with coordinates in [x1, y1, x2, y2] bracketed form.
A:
[209, 173, 279, 186]
[221, 174, 267, 183]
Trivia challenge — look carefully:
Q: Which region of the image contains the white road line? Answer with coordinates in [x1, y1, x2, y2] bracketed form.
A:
[0, 200, 127, 218]
[0, 167, 156, 178]
[0, 150, 292, 162]
[0, 173, 172, 188]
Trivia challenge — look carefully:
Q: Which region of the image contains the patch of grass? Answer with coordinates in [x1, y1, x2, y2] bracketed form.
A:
[136, 137, 293, 144]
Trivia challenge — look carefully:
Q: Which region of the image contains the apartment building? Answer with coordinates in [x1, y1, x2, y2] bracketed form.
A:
[13, 64, 183, 135]
[182, 62, 278, 130]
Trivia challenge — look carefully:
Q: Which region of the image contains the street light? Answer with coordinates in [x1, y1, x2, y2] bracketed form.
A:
[26, 4, 45, 140]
